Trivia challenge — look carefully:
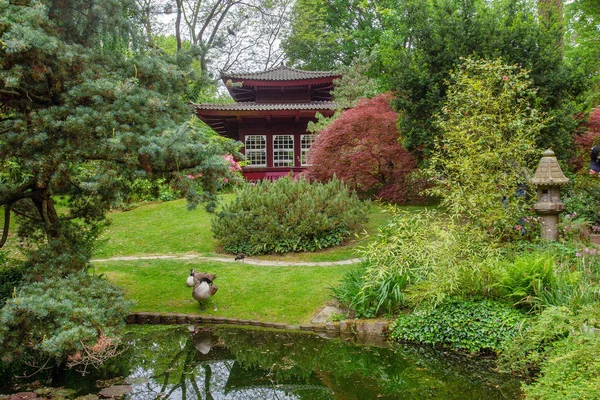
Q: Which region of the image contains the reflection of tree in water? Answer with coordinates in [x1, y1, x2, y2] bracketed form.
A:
[124, 327, 315, 399]
[119, 326, 522, 400]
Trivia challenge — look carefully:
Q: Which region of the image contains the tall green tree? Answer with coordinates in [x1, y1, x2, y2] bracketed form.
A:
[283, 0, 388, 70]
[565, 0, 600, 108]
[378, 0, 582, 162]
[0, 0, 241, 253]
[0, 0, 241, 375]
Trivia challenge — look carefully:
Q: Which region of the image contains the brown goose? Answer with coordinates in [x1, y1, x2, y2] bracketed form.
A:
[192, 274, 218, 310]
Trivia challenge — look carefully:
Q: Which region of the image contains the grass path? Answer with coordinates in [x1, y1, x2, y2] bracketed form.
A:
[92, 253, 362, 266]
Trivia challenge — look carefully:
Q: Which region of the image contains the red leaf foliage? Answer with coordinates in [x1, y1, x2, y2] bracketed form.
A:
[571, 106, 600, 171]
[305, 93, 426, 204]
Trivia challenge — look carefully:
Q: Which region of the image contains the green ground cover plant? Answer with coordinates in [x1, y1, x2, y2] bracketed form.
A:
[391, 298, 526, 353]
[212, 176, 369, 255]
[93, 259, 354, 325]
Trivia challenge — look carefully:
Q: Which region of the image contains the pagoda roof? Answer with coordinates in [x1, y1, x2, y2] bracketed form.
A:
[221, 64, 339, 82]
[530, 149, 570, 186]
[192, 101, 337, 112]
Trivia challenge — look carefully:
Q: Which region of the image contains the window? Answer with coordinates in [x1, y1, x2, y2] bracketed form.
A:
[273, 135, 294, 167]
[300, 134, 317, 166]
[245, 135, 266, 167]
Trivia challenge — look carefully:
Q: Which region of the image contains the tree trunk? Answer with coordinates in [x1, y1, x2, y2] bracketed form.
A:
[176, 0, 182, 51]
[31, 187, 60, 239]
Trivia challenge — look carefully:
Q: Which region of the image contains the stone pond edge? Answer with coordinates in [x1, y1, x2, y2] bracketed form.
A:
[126, 312, 390, 337]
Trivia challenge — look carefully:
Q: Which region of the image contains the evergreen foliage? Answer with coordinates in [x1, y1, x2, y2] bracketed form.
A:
[0, 0, 241, 375]
[0, 0, 242, 246]
[0, 252, 22, 308]
[423, 57, 543, 239]
[211, 177, 368, 255]
[0, 272, 131, 374]
[306, 94, 425, 204]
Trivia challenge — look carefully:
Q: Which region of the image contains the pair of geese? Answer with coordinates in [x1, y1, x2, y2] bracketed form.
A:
[186, 269, 218, 309]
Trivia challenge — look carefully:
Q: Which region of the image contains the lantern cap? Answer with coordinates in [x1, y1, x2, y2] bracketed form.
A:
[530, 149, 570, 186]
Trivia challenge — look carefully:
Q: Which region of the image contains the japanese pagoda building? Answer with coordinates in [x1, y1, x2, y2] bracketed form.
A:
[192, 64, 340, 180]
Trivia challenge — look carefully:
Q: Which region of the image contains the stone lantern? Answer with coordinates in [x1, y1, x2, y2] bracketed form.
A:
[530, 149, 570, 241]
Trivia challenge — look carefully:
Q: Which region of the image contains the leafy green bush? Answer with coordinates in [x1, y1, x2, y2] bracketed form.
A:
[334, 208, 502, 317]
[423, 57, 544, 240]
[0, 272, 131, 374]
[497, 253, 556, 307]
[0, 252, 23, 307]
[562, 172, 600, 225]
[391, 298, 525, 353]
[499, 305, 600, 377]
[524, 333, 600, 400]
[211, 176, 368, 255]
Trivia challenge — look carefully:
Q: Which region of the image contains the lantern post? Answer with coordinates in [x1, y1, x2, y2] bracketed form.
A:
[530, 149, 570, 241]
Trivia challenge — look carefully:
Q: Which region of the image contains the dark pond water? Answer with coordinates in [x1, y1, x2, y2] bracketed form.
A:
[3, 325, 524, 399]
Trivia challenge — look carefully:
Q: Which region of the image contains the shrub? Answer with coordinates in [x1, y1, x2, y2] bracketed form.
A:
[333, 208, 502, 317]
[499, 305, 600, 377]
[0, 272, 131, 375]
[561, 173, 600, 225]
[305, 93, 426, 204]
[211, 176, 368, 255]
[423, 57, 544, 240]
[0, 252, 23, 307]
[390, 298, 525, 353]
[523, 333, 600, 399]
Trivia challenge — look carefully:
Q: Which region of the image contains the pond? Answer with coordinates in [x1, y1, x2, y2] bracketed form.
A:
[2, 325, 524, 399]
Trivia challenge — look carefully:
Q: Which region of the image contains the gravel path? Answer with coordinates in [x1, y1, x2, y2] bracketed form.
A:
[91, 254, 362, 266]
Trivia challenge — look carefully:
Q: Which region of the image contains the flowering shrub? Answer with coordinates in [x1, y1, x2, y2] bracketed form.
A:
[211, 176, 368, 255]
[559, 212, 591, 242]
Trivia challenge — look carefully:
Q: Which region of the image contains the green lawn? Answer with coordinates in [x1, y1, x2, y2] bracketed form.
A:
[95, 197, 231, 258]
[95, 197, 408, 261]
[93, 259, 354, 325]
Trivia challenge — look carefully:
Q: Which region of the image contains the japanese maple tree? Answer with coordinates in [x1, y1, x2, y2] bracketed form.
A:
[305, 93, 424, 204]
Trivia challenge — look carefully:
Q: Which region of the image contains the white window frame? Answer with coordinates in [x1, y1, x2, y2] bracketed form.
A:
[244, 135, 267, 167]
[273, 135, 295, 167]
[300, 134, 317, 166]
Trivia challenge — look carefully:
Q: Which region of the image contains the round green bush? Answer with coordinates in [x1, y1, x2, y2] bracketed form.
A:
[211, 176, 368, 255]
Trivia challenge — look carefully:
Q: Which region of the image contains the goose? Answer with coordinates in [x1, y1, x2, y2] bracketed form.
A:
[192, 276, 218, 310]
[186, 269, 196, 287]
[186, 270, 217, 287]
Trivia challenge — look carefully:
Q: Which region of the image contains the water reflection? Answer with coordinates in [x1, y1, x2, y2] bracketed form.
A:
[118, 325, 522, 400]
